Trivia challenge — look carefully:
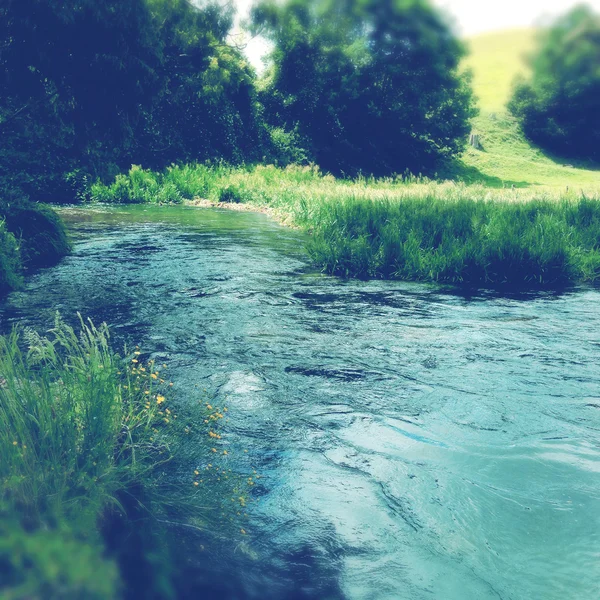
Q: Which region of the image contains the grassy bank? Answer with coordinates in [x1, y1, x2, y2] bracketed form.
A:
[458, 29, 600, 188]
[0, 315, 252, 598]
[89, 163, 600, 286]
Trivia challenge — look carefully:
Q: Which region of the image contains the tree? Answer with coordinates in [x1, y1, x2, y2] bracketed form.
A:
[252, 0, 476, 175]
[140, 0, 266, 167]
[0, 0, 161, 200]
[0, 0, 266, 201]
[508, 4, 600, 164]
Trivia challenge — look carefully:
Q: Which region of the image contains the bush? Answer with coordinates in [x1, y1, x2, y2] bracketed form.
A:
[267, 126, 309, 167]
[0, 201, 71, 268]
[508, 5, 600, 163]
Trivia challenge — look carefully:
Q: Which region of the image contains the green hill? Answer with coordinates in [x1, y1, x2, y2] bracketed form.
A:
[457, 28, 600, 188]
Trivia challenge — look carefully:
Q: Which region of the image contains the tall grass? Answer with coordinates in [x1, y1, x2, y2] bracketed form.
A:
[89, 163, 600, 286]
[0, 315, 253, 598]
[306, 196, 600, 285]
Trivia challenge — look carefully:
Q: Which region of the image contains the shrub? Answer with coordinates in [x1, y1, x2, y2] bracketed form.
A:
[0, 201, 71, 268]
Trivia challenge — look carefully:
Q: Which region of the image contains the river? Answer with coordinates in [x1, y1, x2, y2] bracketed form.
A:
[1, 205, 599, 600]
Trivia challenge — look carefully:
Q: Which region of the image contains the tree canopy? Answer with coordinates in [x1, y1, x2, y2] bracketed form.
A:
[0, 0, 264, 200]
[252, 0, 476, 175]
[508, 4, 600, 164]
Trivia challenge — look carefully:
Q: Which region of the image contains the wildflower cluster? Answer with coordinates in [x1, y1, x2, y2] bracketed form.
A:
[125, 349, 176, 429]
[186, 401, 259, 535]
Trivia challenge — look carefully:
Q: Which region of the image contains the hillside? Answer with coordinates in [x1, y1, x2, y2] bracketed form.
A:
[458, 28, 600, 188]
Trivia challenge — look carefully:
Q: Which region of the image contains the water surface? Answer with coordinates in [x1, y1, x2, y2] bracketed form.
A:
[1, 205, 599, 600]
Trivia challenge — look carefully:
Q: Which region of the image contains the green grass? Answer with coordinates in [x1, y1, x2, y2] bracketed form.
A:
[89, 163, 600, 286]
[0, 315, 253, 598]
[464, 29, 534, 114]
[306, 195, 600, 285]
[457, 28, 600, 188]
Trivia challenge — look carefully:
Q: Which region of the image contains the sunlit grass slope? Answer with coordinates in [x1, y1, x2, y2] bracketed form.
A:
[459, 29, 600, 188]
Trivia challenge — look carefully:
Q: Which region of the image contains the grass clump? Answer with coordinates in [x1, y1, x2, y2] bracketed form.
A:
[306, 195, 600, 285]
[0, 315, 255, 599]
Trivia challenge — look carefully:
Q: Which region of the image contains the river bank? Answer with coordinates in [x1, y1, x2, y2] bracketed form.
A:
[87, 163, 600, 287]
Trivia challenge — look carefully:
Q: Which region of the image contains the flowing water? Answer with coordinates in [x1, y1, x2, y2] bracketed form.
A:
[1, 205, 599, 600]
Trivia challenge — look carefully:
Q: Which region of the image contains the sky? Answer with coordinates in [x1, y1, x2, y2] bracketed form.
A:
[232, 0, 600, 70]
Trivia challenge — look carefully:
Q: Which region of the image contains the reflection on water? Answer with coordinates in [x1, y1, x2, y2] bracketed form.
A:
[1, 205, 599, 600]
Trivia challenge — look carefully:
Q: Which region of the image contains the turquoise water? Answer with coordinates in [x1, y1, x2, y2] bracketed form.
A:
[1, 205, 599, 599]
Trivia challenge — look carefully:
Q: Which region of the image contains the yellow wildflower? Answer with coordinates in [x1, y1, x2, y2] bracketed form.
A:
[194, 481, 199, 486]
[156, 395, 165, 404]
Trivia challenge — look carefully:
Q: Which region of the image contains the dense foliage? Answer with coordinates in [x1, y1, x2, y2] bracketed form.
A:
[252, 0, 477, 175]
[0, 0, 265, 201]
[508, 4, 600, 164]
[0, 0, 476, 204]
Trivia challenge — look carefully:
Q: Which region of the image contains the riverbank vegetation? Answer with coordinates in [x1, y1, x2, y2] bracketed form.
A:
[0, 220, 22, 294]
[0, 200, 71, 295]
[0, 315, 253, 598]
[88, 163, 600, 286]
